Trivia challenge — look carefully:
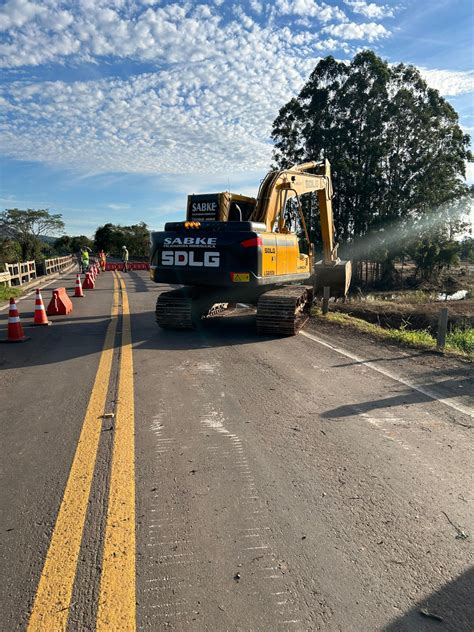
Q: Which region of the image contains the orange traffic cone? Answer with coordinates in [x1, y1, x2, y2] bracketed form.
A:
[33, 289, 51, 326]
[74, 274, 84, 297]
[95, 263, 100, 275]
[1, 298, 30, 342]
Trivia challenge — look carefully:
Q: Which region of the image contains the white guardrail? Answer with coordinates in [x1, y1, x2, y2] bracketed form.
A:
[3, 260, 36, 286]
[1, 255, 75, 287]
[44, 255, 76, 276]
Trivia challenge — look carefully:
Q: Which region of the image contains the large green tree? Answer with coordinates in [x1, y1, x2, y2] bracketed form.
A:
[54, 235, 94, 255]
[0, 208, 65, 261]
[271, 51, 472, 282]
[94, 222, 150, 257]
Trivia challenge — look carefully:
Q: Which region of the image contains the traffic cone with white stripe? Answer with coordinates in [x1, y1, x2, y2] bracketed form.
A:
[33, 289, 51, 326]
[1, 297, 30, 342]
[74, 274, 84, 297]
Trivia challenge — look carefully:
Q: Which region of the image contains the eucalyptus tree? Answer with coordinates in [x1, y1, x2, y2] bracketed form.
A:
[271, 51, 472, 283]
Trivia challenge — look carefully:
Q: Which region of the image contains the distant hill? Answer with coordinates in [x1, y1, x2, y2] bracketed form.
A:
[39, 235, 59, 245]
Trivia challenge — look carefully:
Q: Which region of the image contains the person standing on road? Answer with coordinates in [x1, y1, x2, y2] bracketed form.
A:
[80, 247, 90, 273]
[98, 249, 107, 271]
[122, 245, 129, 272]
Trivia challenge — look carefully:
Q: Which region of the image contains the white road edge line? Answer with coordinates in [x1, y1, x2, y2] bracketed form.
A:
[299, 329, 473, 420]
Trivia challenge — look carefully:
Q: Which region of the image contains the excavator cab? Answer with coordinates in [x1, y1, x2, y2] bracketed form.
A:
[186, 193, 257, 223]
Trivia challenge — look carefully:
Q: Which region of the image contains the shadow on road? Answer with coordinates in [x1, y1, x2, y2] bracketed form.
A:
[382, 566, 474, 632]
[131, 309, 276, 351]
[0, 309, 274, 371]
[333, 353, 430, 366]
[321, 369, 473, 424]
[1, 302, 472, 421]
[125, 271, 151, 293]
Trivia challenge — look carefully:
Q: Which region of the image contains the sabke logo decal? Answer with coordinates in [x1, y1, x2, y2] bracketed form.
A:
[163, 237, 217, 247]
[191, 202, 217, 213]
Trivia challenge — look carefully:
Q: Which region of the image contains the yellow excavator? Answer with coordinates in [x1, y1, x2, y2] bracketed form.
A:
[150, 160, 351, 335]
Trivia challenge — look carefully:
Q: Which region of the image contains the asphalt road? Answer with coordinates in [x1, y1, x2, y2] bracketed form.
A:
[0, 269, 472, 631]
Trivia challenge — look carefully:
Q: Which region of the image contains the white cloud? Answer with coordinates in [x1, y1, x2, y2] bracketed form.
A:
[419, 68, 474, 97]
[275, 0, 347, 22]
[231, 5, 256, 30]
[249, 0, 264, 14]
[343, 1, 394, 19]
[107, 203, 131, 210]
[0, 59, 320, 175]
[322, 21, 390, 41]
[2, 0, 468, 184]
[0, 1, 341, 175]
[0, 0, 44, 32]
[0, 1, 350, 69]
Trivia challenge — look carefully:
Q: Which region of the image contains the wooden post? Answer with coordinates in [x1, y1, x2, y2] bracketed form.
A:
[437, 307, 449, 352]
[322, 286, 330, 315]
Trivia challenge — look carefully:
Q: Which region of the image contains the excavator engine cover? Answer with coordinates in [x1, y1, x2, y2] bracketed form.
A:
[314, 260, 352, 297]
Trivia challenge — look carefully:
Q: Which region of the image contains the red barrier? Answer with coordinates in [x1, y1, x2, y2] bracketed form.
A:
[105, 262, 150, 271]
[83, 272, 95, 289]
[46, 288, 73, 316]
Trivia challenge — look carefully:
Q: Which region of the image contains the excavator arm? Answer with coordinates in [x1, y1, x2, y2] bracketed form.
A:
[253, 159, 351, 295]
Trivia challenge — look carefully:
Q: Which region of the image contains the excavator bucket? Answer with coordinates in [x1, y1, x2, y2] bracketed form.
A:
[313, 260, 352, 297]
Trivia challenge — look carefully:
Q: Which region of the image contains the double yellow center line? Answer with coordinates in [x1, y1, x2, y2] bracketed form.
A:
[28, 272, 136, 631]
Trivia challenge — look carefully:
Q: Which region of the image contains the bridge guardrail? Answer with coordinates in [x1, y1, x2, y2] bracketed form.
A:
[2, 255, 76, 288]
[44, 255, 76, 275]
[5, 260, 37, 286]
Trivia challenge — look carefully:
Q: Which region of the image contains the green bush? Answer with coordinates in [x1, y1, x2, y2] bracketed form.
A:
[0, 285, 21, 301]
[447, 327, 474, 355]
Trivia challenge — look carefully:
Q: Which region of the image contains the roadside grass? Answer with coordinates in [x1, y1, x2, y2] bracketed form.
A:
[0, 285, 21, 302]
[311, 308, 473, 360]
[447, 327, 474, 355]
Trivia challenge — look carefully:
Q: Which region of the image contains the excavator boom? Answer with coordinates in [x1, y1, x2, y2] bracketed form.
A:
[254, 160, 336, 264]
[253, 159, 351, 294]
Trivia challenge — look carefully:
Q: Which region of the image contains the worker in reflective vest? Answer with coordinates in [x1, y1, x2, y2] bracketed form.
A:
[99, 249, 107, 271]
[81, 247, 90, 273]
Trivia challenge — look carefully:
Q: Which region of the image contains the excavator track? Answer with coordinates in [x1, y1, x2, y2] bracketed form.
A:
[256, 285, 313, 336]
[156, 290, 234, 329]
[156, 289, 197, 329]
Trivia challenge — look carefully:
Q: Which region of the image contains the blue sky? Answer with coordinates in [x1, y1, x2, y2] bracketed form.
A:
[0, 0, 473, 237]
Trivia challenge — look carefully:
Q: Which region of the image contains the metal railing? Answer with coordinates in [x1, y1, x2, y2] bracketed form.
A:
[44, 255, 76, 275]
[4, 260, 37, 286]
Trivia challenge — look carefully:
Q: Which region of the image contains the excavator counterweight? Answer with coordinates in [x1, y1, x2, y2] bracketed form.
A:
[150, 160, 351, 334]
